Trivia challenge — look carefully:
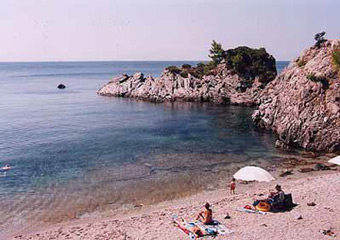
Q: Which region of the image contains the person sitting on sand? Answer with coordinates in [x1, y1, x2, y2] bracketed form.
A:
[268, 184, 285, 205]
[196, 203, 213, 225]
[230, 178, 236, 194]
[253, 184, 285, 208]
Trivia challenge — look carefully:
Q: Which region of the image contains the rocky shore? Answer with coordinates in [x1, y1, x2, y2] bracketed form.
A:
[98, 46, 277, 106]
[98, 66, 262, 106]
[253, 40, 340, 153]
[98, 40, 340, 153]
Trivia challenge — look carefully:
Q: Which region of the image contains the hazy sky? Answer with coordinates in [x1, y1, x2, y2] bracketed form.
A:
[1, 0, 339, 61]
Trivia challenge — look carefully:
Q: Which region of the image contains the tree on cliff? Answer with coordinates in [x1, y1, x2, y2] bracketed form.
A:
[314, 31, 327, 48]
[225, 47, 277, 84]
[209, 40, 226, 66]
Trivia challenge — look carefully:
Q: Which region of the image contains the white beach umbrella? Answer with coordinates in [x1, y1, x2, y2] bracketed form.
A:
[328, 156, 340, 166]
[233, 166, 275, 182]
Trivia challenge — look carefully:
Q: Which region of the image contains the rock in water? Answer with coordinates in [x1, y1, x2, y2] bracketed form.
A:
[57, 84, 66, 89]
[97, 47, 277, 106]
[253, 40, 340, 153]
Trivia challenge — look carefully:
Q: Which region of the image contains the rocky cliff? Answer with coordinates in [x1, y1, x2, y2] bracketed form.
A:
[98, 50, 277, 106]
[253, 40, 340, 152]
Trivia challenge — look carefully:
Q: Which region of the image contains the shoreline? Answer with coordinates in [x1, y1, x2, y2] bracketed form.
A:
[6, 156, 339, 240]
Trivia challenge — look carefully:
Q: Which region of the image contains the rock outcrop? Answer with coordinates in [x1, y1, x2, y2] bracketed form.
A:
[98, 64, 273, 106]
[57, 84, 66, 89]
[98, 46, 277, 105]
[253, 40, 340, 152]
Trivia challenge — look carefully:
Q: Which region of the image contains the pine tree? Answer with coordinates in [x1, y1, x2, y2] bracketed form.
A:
[209, 40, 226, 66]
[314, 31, 326, 48]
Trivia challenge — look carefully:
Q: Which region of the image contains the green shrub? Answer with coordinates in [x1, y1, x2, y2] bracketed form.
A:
[187, 62, 216, 79]
[307, 73, 329, 89]
[307, 73, 324, 82]
[188, 62, 205, 79]
[224, 46, 277, 84]
[166, 63, 213, 79]
[332, 45, 340, 76]
[182, 64, 192, 69]
[164, 43, 277, 85]
[166, 66, 181, 74]
[296, 58, 307, 67]
[180, 71, 189, 78]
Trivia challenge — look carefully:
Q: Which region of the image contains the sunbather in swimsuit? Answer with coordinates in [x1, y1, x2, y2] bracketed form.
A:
[196, 203, 213, 225]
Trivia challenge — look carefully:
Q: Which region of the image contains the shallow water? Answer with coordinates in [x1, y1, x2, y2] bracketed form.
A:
[0, 61, 290, 235]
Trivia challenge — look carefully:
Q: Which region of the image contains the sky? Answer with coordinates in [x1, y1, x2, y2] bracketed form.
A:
[0, 0, 339, 62]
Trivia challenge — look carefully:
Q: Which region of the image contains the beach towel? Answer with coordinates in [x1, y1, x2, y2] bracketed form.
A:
[235, 207, 267, 215]
[172, 215, 233, 239]
[195, 220, 233, 235]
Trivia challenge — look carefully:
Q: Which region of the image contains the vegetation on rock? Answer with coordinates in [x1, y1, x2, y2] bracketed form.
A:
[189, 62, 216, 78]
[296, 57, 307, 67]
[307, 73, 329, 89]
[165, 41, 277, 84]
[224, 46, 277, 84]
[166, 62, 215, 79]
[165, 66, 181, 74]
[180, 71, 189, 78]
[209, 40, 226, 66]
[181, 64, 192, 69]
[332, 44, 340, 76]
[314, 31, 327, 48]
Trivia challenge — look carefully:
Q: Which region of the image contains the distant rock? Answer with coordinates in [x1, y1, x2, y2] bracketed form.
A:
[57, 84, 66, 89]
[253, 40, 340, 153]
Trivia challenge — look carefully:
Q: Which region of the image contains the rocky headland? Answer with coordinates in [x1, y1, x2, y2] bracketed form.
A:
[98, 46, 277, 106]
[253, 39, 340, 152]
[98, 40, 340, 153]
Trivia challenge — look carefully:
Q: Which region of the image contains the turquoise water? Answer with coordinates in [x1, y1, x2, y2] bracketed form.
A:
[0, 61, 289, 235]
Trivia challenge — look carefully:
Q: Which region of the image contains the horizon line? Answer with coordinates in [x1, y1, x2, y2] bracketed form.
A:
[0, 59, 291, 64]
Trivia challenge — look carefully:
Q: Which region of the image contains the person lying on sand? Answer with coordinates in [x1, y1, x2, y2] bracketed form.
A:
[192, 225, 205, 238]
[196, 202, 213, 225]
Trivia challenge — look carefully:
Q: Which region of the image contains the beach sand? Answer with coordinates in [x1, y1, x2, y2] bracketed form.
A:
[7, 166, 339, 240]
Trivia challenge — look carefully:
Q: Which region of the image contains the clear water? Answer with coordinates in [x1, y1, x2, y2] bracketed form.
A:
[0, 61, 290, 236]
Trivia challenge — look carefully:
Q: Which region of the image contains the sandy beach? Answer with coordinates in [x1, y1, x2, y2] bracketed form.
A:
[7, 162, 339, 240]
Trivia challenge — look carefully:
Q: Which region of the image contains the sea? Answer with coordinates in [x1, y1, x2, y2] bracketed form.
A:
[0, 61, 290, 236]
